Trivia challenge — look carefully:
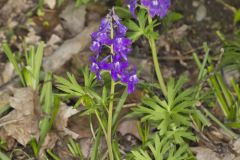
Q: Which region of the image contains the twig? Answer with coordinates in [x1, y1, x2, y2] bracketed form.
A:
[215, 0, 237, 13]
[122, 103, 140, 109]
[184, 41, 220, 55]
[0, 119, 20, 127]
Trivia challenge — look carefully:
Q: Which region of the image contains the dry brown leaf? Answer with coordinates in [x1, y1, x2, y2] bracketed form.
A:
[0, 129, 16, 151]
[0, 88, 40, 146]
[39, 132, 59, 160]
[54, 103, 80, 139]
[68, 114, 95, 139]
[54, 103, 95, 140]
[0, 92, 10, 109]
[117, 119, 140, 139]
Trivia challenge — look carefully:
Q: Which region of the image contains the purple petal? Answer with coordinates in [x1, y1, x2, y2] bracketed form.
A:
[140, 0, 171, 18]
[125, 0, 137, 18]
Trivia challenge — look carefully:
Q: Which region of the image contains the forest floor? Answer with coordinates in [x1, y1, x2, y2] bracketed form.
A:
[0, 0, 240, 159]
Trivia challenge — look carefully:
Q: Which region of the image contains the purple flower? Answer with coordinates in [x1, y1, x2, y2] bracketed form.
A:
[125, 0, 170, 18]
[121, 69, 139, 93]
[90, 18, 111, 54]
[125, 0, 137, 18]
[140, 0, 171, 18]
[111, 55, 129, 81]
[90, 56, 111, 80]
[113, 15, 128, 36]
[113, 37, 132, 60]
[90, 41, 102, 54]
[90, 9, 138, 93]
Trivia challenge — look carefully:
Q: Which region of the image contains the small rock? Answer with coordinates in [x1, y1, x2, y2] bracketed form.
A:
[2, 62, 15, 83]
[25, 27, 41, 44]
[191, 147, 220, 160]
[47, 34, 61, 47]
[192, 1, 200, 7]
[196, 4, 207, 22]
[192, 147, 235, 160]
[44, 0, 56, 9]
[60, 2, 86, 36]
[223, 69, 240, 86]
[53, 24, 65, 38]
[233, 138, 240, 154]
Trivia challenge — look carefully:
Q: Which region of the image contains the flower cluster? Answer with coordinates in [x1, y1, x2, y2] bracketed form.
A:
[90, 10, 138, 93]
[125, 0, 171, 18]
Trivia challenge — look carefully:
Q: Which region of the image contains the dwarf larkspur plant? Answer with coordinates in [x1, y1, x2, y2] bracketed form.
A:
[90, 9, 139, 93]
[2, 0, 240, 159]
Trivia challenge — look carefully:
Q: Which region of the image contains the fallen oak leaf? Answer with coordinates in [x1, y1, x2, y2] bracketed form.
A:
[54, 103, 80, 139]
[0, 88, 41, 146]
[39, 131, 59, 160]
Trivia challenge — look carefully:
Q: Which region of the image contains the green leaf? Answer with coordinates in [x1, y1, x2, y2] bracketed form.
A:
[137, 9, 148, 29]
[22, 67, 33, 87]
[132, 77, 195, 141]
[2, 43, 25, 85]
[115, 6, 132, 19]
[234, 9, 240, 23]
[131, 134, 191, 160]
[47, 149, 60, 160]
[127, 31, 143, 41]
[0, 150, 10, 160]
[32, 42, 44, 89]
[125, 20, 141, 32]
[162, 11, 183, 28]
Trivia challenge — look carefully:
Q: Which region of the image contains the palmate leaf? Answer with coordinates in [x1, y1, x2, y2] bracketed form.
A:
[124, 8, 160, 42]
[133, 76, 196, 140]
[166, 127, 197, 144]
[55, 72, 101, 105]
[131, 134, 190, 160]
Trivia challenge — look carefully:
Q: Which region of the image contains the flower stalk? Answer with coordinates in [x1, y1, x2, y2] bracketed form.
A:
[147, 15, 167, 96]
[149, 37, 167, 97]
[89, 8, 139, 159]
[108, 23, 115, 159]
[107, 80, 115, 160]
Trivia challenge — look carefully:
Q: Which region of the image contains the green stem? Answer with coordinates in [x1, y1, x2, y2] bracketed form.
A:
[95, 111, 107, 140]
[112, 87, 128, 127]
[0, 150, 10, 160]
[148, 38, 167, 97]
[90, 129, 102, 160]
[147, 15, 167, 97]
[107, 80, 115, 160]
[105, 16, 115, 160]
